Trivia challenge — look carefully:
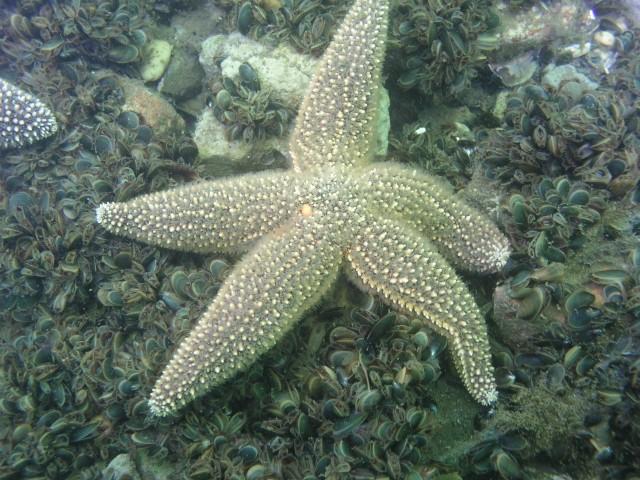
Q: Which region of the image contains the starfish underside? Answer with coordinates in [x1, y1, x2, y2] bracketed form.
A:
[97, 0, 510, 417]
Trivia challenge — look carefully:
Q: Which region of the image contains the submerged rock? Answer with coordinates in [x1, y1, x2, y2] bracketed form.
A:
[200, 32, 317, 110]
[119, 76, 185, 137]
[102, 454, 141, 480]
[159, 47, 204, 100]
[541, 64, 598, 100]
[490, 51, 538, 87]
[140, 39, 173, 82]
[196, 32, 390, 163]
[193, 109, 287, 169]
[496, 0, 597, 51]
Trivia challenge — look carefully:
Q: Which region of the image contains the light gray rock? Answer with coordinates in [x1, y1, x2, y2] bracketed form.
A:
[200, 32, 317, 110]
[542, 64, 598, 100]
[119, 76, 186, 137]
[194, 109, 252, 161]
[496, 0, 597, 50]
[196, 32, 391, 163]
[140, 40, 173, 82]
[193, 109, 288, 166]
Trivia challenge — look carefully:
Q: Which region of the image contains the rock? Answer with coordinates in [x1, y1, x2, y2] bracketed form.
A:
[541, 64, 598, 100]
[200, 32, 318, 110]
[492, 283, 559, 349]
[102, 454, 141, 480]
[141, 39, 173, 82]
[159, 47, 204, 100]
[375, 87, 390, 157]
[594, 30, 616, 48]
[194, 89, 390, 168]
[193, 110, 288, 169]
[496, 0, 597, 51]
[490, 51, 538, 87]
[197, 32, 391, 163]
[171, 1, 225, 51]
[119, 76, 186, 137]
[194, 109, 252, 161]
[493, 90, 510, 121]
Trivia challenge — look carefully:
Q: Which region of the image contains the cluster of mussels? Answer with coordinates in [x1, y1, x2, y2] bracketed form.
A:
[0, 1, 202, 478]
[155, 302, 463, 479]
[3, 0, 147, 67]
[211, 62, 292, 143]
[387, 0, 500, 99]
[226, 0, 350, 55]
[458, 18, 640, 480]
[2, 1, 640, 479]
[0, 68, 196, 477]
[389, 119, 477, 188]
[480, 86, 637, 196]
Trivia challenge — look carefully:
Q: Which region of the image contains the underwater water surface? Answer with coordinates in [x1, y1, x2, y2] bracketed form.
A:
[0, 0, 639, 479]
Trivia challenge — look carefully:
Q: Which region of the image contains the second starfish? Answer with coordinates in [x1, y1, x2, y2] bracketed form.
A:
[96, 0, 510, 417]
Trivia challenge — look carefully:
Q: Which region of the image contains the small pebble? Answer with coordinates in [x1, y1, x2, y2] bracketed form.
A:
[594, 30, 615, 48]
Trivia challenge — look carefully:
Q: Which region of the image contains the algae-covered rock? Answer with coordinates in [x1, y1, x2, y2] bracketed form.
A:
[119, 76, 185, 137]
[193, 109, 288, 171]
[200, 32, 317, 110]
[542, 64, 598, 100]
[135, 450, 175, 480]
[141, 39, 173, 82]
[159, 47, 204, 100]
[491, 384, 588, 458]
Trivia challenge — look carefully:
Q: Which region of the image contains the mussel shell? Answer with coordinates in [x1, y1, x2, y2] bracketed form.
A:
[237, 2, 253, 35]
[107, 44, 139, 64]
[117, 111, 140, 129]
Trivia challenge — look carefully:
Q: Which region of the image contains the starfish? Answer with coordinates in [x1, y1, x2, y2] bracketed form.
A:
[96, 0, 510, 417]
[0, 78, 57, 150]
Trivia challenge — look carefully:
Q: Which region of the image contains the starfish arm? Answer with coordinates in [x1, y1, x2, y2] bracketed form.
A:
[357, 163, 510, 273]
[345, 215, 497, 406]
[289, 0, 389, 172]
[149, 217, 343, 416]
[96, 170, 303, 253]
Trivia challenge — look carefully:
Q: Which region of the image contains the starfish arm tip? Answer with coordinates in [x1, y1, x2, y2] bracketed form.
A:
[95, 202, 112, 225]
